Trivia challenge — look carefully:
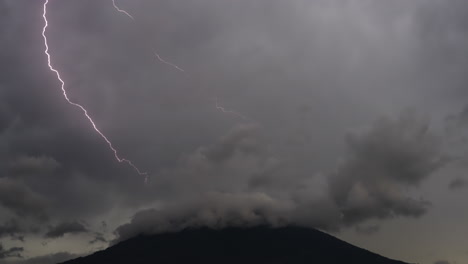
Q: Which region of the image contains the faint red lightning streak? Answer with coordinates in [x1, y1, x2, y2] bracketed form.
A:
[111, 0, 134, 20]
[42, 0, 148, 183]
[215, 97, 252, 122]
[154, 52, 185, 73]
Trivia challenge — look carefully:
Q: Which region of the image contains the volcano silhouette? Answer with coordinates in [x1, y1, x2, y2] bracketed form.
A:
[61, 226, 410, 264]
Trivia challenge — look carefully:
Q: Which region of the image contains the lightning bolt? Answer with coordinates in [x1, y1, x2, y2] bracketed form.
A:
[215, 97, 252, 122]
[42, 0, 149, 183]
[111, 0, 134, 20]
[154, 52, 185, 73]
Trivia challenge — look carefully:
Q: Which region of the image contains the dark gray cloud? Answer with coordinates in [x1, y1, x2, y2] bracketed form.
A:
[0, 178, 48, 221]
[445, 105, 468, 143]
[201, 124, 262, 164]
[328, 113, 445, 224]
[446, 105, 468, 128]
[448, 178, 468, 190]
[9, 156, 60, 176]
[0, 219, 21, 239]
[148, 124, 274, 200]
[45, 221, 89, 238]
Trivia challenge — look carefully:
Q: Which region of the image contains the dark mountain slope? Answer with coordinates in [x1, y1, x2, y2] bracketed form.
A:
[62, 226, 410, 264]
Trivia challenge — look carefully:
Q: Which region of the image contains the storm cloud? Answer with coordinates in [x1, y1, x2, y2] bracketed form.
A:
[1, 0, 468, 263]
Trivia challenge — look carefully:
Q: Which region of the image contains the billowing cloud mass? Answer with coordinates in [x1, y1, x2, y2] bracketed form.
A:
[1, 0, 468, 263]
[114, 113, 446, 241]
[114, 192, 290, 243]
[328, 113, 445, 224]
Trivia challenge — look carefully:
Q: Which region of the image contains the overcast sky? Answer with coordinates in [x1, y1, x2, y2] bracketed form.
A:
[1, 0, 468, 264]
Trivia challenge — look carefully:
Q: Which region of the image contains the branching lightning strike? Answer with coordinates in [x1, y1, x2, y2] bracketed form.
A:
[42, 0, 149, 183]
[42, 0, 249, 184]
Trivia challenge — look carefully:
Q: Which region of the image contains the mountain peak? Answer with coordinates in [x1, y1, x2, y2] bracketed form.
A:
[62, 226, 410, 264]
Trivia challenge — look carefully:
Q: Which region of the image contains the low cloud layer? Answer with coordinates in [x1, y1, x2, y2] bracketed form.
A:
[114, 192, 291, 243]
